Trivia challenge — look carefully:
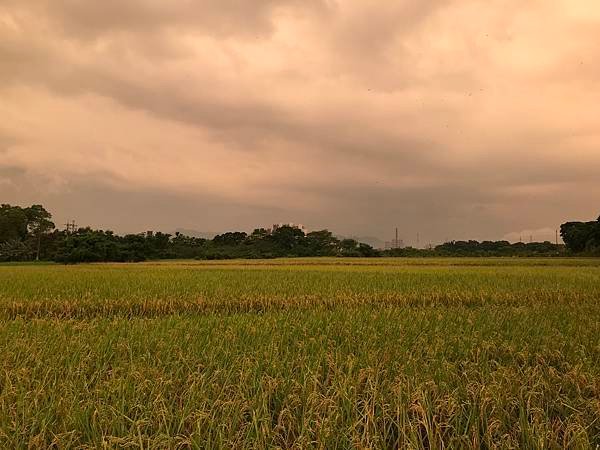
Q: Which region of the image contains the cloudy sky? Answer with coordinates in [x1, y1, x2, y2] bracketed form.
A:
[1, 0, 599, 244]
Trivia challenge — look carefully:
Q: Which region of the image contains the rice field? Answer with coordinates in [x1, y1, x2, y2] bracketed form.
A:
[0, 258, 599, 448]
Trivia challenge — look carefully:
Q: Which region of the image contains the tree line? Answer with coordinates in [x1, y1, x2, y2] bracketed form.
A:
[0, 204, 378, 263]
[1, 203, 597, 263]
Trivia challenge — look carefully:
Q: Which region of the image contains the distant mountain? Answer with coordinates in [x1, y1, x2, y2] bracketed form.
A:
[171, 228, 218, 239]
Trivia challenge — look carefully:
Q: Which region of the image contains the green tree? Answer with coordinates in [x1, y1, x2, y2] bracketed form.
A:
[0, 239, 32, 261]
[0, 204, 29, 243]
[306, 230, 339, 256]
[269, 226, 305, 252]
[25, 205, 55, 260]
[560, 220, 598, 253]
[213, 231, 247, 247]
[339, 238, 360, 256]
[248, 228, 270, 241]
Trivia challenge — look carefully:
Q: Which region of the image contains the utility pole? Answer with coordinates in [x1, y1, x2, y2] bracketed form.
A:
[417, 232, 420, 248]
[395, 227, 399, 249]
[64, 220, 77, 234]
[555, 229, 559, 245]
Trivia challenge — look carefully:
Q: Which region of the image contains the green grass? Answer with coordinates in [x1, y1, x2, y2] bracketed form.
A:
[0, 258, 599, 448]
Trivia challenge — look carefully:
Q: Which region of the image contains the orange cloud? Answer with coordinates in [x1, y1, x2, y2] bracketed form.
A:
[1, 0, 599, 241]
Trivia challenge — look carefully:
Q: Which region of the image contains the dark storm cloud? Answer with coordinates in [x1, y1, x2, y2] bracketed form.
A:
[0, 22, 438, 172]
[3, 0, 330, 39]
[1, 0, 599, 242]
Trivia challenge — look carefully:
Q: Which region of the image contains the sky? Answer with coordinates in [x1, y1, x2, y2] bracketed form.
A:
[1, 0, 599, 245]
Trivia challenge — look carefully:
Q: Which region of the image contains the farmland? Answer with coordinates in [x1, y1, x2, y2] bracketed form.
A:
[0, 258, 599, 448]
